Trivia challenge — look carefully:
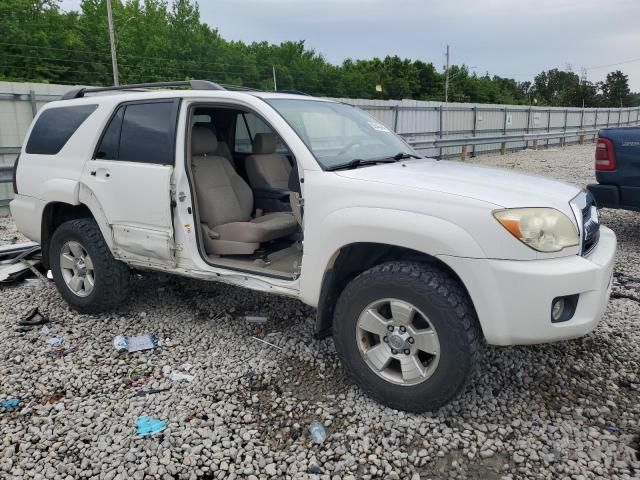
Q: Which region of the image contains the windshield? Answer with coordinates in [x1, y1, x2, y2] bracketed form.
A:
[266, 99, 417, 169]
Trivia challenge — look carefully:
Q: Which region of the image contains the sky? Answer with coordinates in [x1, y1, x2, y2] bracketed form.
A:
[61, 0, 640, 91]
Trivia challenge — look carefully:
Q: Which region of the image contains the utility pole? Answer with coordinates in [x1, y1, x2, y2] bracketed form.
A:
[580, 67, 587, 108]
[444, 44, 450, 103]
[106, 0, 119, 86]
[443, 44, 450, 137]
[272, 65, 277, 92]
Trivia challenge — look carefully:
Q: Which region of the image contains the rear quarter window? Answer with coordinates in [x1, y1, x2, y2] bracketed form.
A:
[25, 105, 98, 155]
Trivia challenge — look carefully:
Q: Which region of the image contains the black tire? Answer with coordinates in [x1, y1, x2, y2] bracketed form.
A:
[49, 218, 130, 313]
[332, 261, 481, 412]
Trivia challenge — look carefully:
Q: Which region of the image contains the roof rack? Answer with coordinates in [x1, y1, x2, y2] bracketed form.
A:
[60, 80, 226, 100]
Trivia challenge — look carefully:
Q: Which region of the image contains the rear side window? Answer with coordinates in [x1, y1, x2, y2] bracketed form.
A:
[26, 105, 97, 155]
[95, 100, 179, 165]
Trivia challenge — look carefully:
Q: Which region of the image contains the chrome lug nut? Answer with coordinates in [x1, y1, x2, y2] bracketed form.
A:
[383, 336, 388, 343]
[408, 337, 415, 344]
[391, 349, 398, 355]
[404, 349, 410, 355]
[387, 325, 394, 332]
[399, 326, 407, 333]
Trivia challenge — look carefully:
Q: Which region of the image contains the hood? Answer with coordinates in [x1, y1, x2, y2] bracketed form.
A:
[335, 158, 581, 209]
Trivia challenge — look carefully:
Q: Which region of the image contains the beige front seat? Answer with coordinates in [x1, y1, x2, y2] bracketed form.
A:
[193, 123, 235, 167]
[191, 126, 298, 255]
[245, 133, 292, 190]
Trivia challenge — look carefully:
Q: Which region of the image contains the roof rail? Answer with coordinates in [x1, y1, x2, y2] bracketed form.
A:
[60, 80, 226, 100]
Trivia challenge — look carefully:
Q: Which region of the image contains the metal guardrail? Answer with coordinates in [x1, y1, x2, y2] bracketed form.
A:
[0, 147, 20, 155]
[405, 128, 600, 149]
[0, 165, 13, 184]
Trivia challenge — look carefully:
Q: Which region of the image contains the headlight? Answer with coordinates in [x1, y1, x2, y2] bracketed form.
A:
[493, 208, 579, 252]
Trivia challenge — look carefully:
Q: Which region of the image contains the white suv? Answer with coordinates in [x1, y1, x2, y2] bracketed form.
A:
[10, 80, 616, 412]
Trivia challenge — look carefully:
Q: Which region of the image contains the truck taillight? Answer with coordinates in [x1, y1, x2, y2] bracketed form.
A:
[595, 138, 616, 171]
[12, 154, 20, 194]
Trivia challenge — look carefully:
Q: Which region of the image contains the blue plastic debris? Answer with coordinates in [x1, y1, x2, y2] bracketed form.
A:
[136, 416, 167, 436]
[46, 336, 64, 346]
[1, 398, 20, 411]
[114, 334, 158, 353]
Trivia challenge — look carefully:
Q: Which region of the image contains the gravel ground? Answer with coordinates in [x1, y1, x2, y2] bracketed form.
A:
[0, 144, 639, 480]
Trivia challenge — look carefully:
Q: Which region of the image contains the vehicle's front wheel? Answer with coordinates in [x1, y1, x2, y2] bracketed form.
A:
[50, 219, 130, 313]
[333, 261, 481, 412]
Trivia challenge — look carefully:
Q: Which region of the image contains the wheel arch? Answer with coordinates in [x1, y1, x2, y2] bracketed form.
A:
[314, 242, 480, 339]
[40, 198, 113, 269]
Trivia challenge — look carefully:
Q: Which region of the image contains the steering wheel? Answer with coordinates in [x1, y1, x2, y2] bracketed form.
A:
[336, 140, 362, 156]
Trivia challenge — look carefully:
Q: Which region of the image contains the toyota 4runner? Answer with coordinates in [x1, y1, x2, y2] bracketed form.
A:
[10, 80, 616, 412]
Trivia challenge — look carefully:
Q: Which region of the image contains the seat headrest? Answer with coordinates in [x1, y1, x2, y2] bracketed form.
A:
[253, 132, 277, 154]
[192, 126, 218, 156]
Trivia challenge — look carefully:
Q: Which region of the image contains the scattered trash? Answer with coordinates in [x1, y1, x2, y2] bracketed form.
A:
[40, 392, 64, 405]
[308, 421, 327, 444]
[46, 335, 64, 346]
[0, 241, 39, 260]
[251, 336, 283, 351]
[14, 325, 36, 334]
[167, 372, 195, 382]
[136, 416, 167, 436]
[0, 242, 42, 284]
[0, 260, 40, 284]
[40, 325, 50, 335]
[18, 307, 49, 327]
[44, 345, 78, 357]
[308, 464, 322, 474]
[113, 335, 128, 352]
[0, 398, 20, 412]
[134, 387, 171, 398]
[23, 278, 42, 288]
[605, 424, 619, 433]
[113, 334, 158, 353]
[46, 270, 53, 280]
[244, 315, 268, 325]
[127, 363, 154, 386]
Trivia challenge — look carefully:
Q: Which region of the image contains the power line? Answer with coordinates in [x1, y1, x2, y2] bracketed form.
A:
[0, 62, 280, 90]
[0, 52, 277, 77]
[584, 57, 640, 71]
[0, 41, 278, 71]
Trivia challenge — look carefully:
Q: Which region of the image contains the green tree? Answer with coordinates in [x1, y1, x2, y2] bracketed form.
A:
[533, 68, 580, 106]
[601, 70, 631, 107]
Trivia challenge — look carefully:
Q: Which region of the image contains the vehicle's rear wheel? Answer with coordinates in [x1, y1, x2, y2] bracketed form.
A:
[50, 219, 130, 313]
[333, 261, 481, 412]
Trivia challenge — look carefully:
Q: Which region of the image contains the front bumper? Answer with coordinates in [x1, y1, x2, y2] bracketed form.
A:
[440, 226, 617, 345]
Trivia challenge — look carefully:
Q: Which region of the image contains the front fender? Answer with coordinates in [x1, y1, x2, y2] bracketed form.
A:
[299, 207, 487, 306]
